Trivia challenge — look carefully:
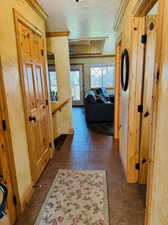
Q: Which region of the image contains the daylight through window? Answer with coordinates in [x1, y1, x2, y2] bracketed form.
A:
[90, 64, 115, 89]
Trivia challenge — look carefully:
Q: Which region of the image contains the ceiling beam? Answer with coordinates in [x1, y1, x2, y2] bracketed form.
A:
[46, 31, 70, 37]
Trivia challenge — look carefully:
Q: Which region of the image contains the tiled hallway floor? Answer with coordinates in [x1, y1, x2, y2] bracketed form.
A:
[16, 107, 146, 225]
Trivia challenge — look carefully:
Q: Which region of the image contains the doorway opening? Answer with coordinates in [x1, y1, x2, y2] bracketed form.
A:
[70, 64, 84, 106]
[70, 59, 115, 136]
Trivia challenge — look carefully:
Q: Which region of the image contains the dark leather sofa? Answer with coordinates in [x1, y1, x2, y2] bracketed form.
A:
[84, 88, 114, 122]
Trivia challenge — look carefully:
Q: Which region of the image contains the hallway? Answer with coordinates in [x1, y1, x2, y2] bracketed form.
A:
[16, 107, 146, 225]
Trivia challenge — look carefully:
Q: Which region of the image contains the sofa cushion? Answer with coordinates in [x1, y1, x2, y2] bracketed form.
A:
[85, 90, 97, 104]
[96, 88, 110, 99]
[96, 95, 111, 104]
[96, 88, 115, 103]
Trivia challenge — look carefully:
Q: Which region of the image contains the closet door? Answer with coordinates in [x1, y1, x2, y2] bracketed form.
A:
[139, 15, 158, 184]
[0, 67, 17, 224]
[17, 21, 51, 183]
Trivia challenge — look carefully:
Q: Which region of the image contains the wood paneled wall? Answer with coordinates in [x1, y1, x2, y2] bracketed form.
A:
[118, 0, 168, 224]
[117, 0, 137, 178]
[148, 0, 168, 224]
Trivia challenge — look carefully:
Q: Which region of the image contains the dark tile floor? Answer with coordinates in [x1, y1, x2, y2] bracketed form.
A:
[15, 107, 146, 225]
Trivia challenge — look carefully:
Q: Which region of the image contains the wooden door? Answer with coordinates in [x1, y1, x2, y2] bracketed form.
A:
[0, 66, 17, 224]
[16, 20, 51, 183]
[139, 15, 158, 184]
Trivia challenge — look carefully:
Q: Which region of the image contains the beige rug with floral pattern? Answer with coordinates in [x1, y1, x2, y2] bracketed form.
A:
[34, 169, 109, 225]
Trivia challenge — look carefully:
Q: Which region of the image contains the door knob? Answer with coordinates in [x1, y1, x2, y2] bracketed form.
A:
[29, 116, 36, 122]
[0, 183, 8, 219]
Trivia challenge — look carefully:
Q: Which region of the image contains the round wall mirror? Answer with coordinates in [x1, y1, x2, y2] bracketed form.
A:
[121, 49, 129, 91]
[0, 183, 8, 219]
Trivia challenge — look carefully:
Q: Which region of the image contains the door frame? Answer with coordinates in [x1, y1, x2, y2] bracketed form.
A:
[131, 0, 164, 225]
[70, 64, 84, 106]
[0, 57, 21, 222]
[13, 10, 53, 183]
[139, 14, 158, 184]
[114, 40, 122, 141]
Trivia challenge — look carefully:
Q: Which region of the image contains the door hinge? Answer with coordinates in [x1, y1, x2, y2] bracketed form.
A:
[41, 49, 44, 56]
[46, 99, 49, 106]
[13, 195, 17, 206]
[49, 142, 52, 148]
[2, 120, 7, 131]
[137, 105, 143, 113]
[157, 71, 160, 81]
[135, 163, 140, 170]
[141, 34, 147, 44]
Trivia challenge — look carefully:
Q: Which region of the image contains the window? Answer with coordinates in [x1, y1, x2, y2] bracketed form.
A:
[90, 64, 115, 88]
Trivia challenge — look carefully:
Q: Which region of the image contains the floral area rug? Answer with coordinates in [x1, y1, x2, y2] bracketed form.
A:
[34, 169, 109, 225]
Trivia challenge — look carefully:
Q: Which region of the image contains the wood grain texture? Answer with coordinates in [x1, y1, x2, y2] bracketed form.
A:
[0, 59, 18, 224]
[127, 17, 146, 183]
[52, 98, 72, 115]
[133, 0, 157, 16]
[114, 42, 121, 140]
[117, 1, 134, 179]
[118, 1, 167, 225]
[46, 31, 70, 37]
[139, 15, 158, 184]
[0, 0, 48, 217]
[145, 0, 166, 225]
[14, 12, 52, 184]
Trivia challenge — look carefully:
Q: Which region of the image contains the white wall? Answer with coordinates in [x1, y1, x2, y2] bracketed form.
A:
[47, 36, 73, 139]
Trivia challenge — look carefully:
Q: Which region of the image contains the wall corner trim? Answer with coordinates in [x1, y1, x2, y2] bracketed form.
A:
[24, 0, 48, 20]
[46, 31, 70, 37]
[113, 0, 130, 31]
